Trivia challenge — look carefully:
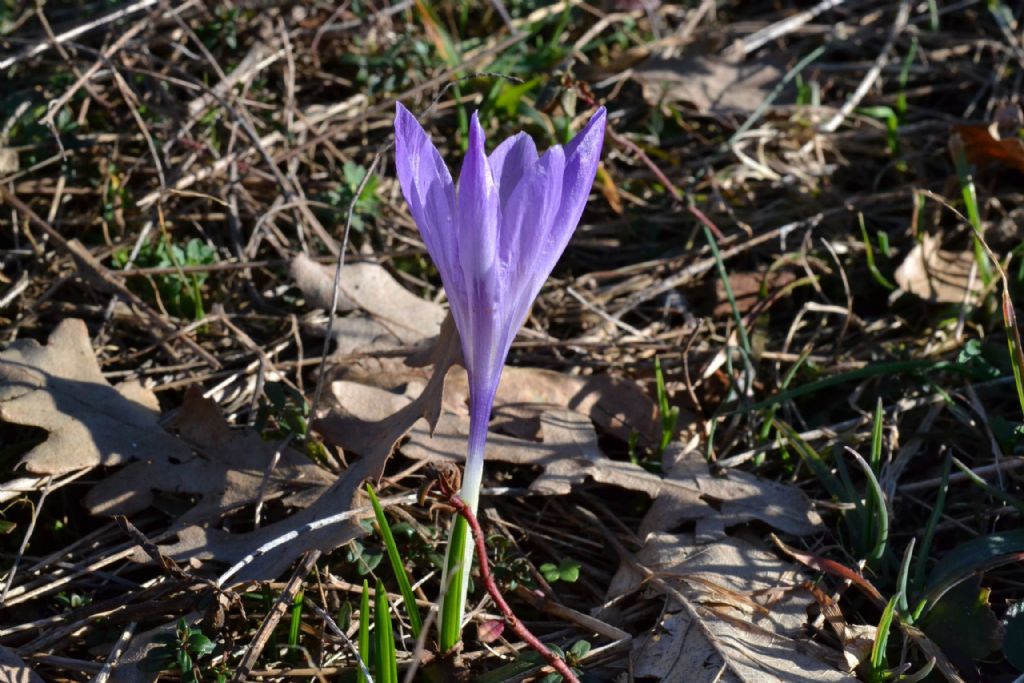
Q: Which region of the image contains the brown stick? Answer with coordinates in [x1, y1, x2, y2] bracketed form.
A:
[231, 550, 321, 682]
[435, 477, 580, 683]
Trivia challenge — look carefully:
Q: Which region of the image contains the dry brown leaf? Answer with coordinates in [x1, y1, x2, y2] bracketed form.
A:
[595, 452, 857, 683]
[146, 320, 460, 575]
[0, 646, 44, 683]
[803, 582, 876, 671]
[0, 319, 368, 581]
[894, 234, 982, 303]
[442, 365, 661, 444]
[0, 318, 193, 476]
[403, 409, 821, 536]
[326, 353, 661, 444]
[609, 532, 854, 683]
[104, 392, 373, 581]
[132, 393, 381, 580]
[640, 445, 823, 540]
[954, 122, 1024, 172]
[315, 315, 461, 480]
[712, 269, 797, 317]
[632, 55, 787, 117]
[290, 253, 445, 354]
[86, 387, 333, 521]
[150, 458, 368, 581]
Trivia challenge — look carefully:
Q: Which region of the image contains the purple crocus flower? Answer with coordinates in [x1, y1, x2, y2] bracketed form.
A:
[394, 102, 606, 644]
[394, 102, 605, 502]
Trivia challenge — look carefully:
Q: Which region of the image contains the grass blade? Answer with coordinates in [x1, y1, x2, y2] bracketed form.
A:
[845, 447, 889, 563]
[358, 579, 371, 683]
[375, 579, 398, 683]
[654, 356, 680, 456]
[950, 456, 1024, 515]
[922, 529, 1024, 608]
[896, 538, 915, 614]
[747, 359, 951, 411]
[1001, 286, 1024, 419]
[701, 222, 751, 357]
[773, 419, 844, 499]
[367, 484, 423, 639]
[287, 590, 303, 653]
[440, 515, 470, 652]
[950, 134, 993, 286]
[869, 397, 885, 469]
[869, 595, 899, 682]
[859, 213, 897, 290]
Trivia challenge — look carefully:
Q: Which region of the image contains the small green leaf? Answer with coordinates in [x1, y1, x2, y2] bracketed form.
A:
[539, 558, 581, 584]
[337, 600, 353, 632]
[344, 160, 367, 188]
[189, 633, 215, 656]
[558, 559, 581, 583]
[347, 540, 384, 575]
[955, 339, 1001, 379]
[390, 522, 415, 538]
[568, 638, 591, 661]
[178, 650, 193, 674]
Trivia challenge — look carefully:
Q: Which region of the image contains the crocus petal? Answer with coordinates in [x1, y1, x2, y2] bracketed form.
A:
[456, 112, 500, 283]
[393, 102, 460, 292]
[454, 112, 502, 387]
[555, 107, 607, 233]
[500, 148, 567, 353]
[564, 106, 607, 160]
[488, 132, 537, 211]
[499, 145, 565, 285]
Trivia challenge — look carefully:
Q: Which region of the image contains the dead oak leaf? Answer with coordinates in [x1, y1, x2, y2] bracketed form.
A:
[86, 387, 333, 522]
[403, 409, 821, 537]
[314, 315, 461, 480]
[151, 450, 380, 582]
[711, 269, 797, 318]
[0, 318, 192, 476]
[324, 355, 661, 445]
[290, 253, 446, 354]
[641, 445, 822, 540]
[612, 532, 856, 683]
[442, 365, 661, 444]
[100, 389, 369, 582]
[632, 55, 789, 118]
[0, 320, 367, 583]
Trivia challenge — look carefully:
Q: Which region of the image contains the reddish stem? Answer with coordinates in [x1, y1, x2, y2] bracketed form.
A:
[440, 485, 580, 683]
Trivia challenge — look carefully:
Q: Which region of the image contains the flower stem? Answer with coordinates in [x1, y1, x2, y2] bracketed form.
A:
[435, 472, 580, 682]
[439, 393, 488, 652]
